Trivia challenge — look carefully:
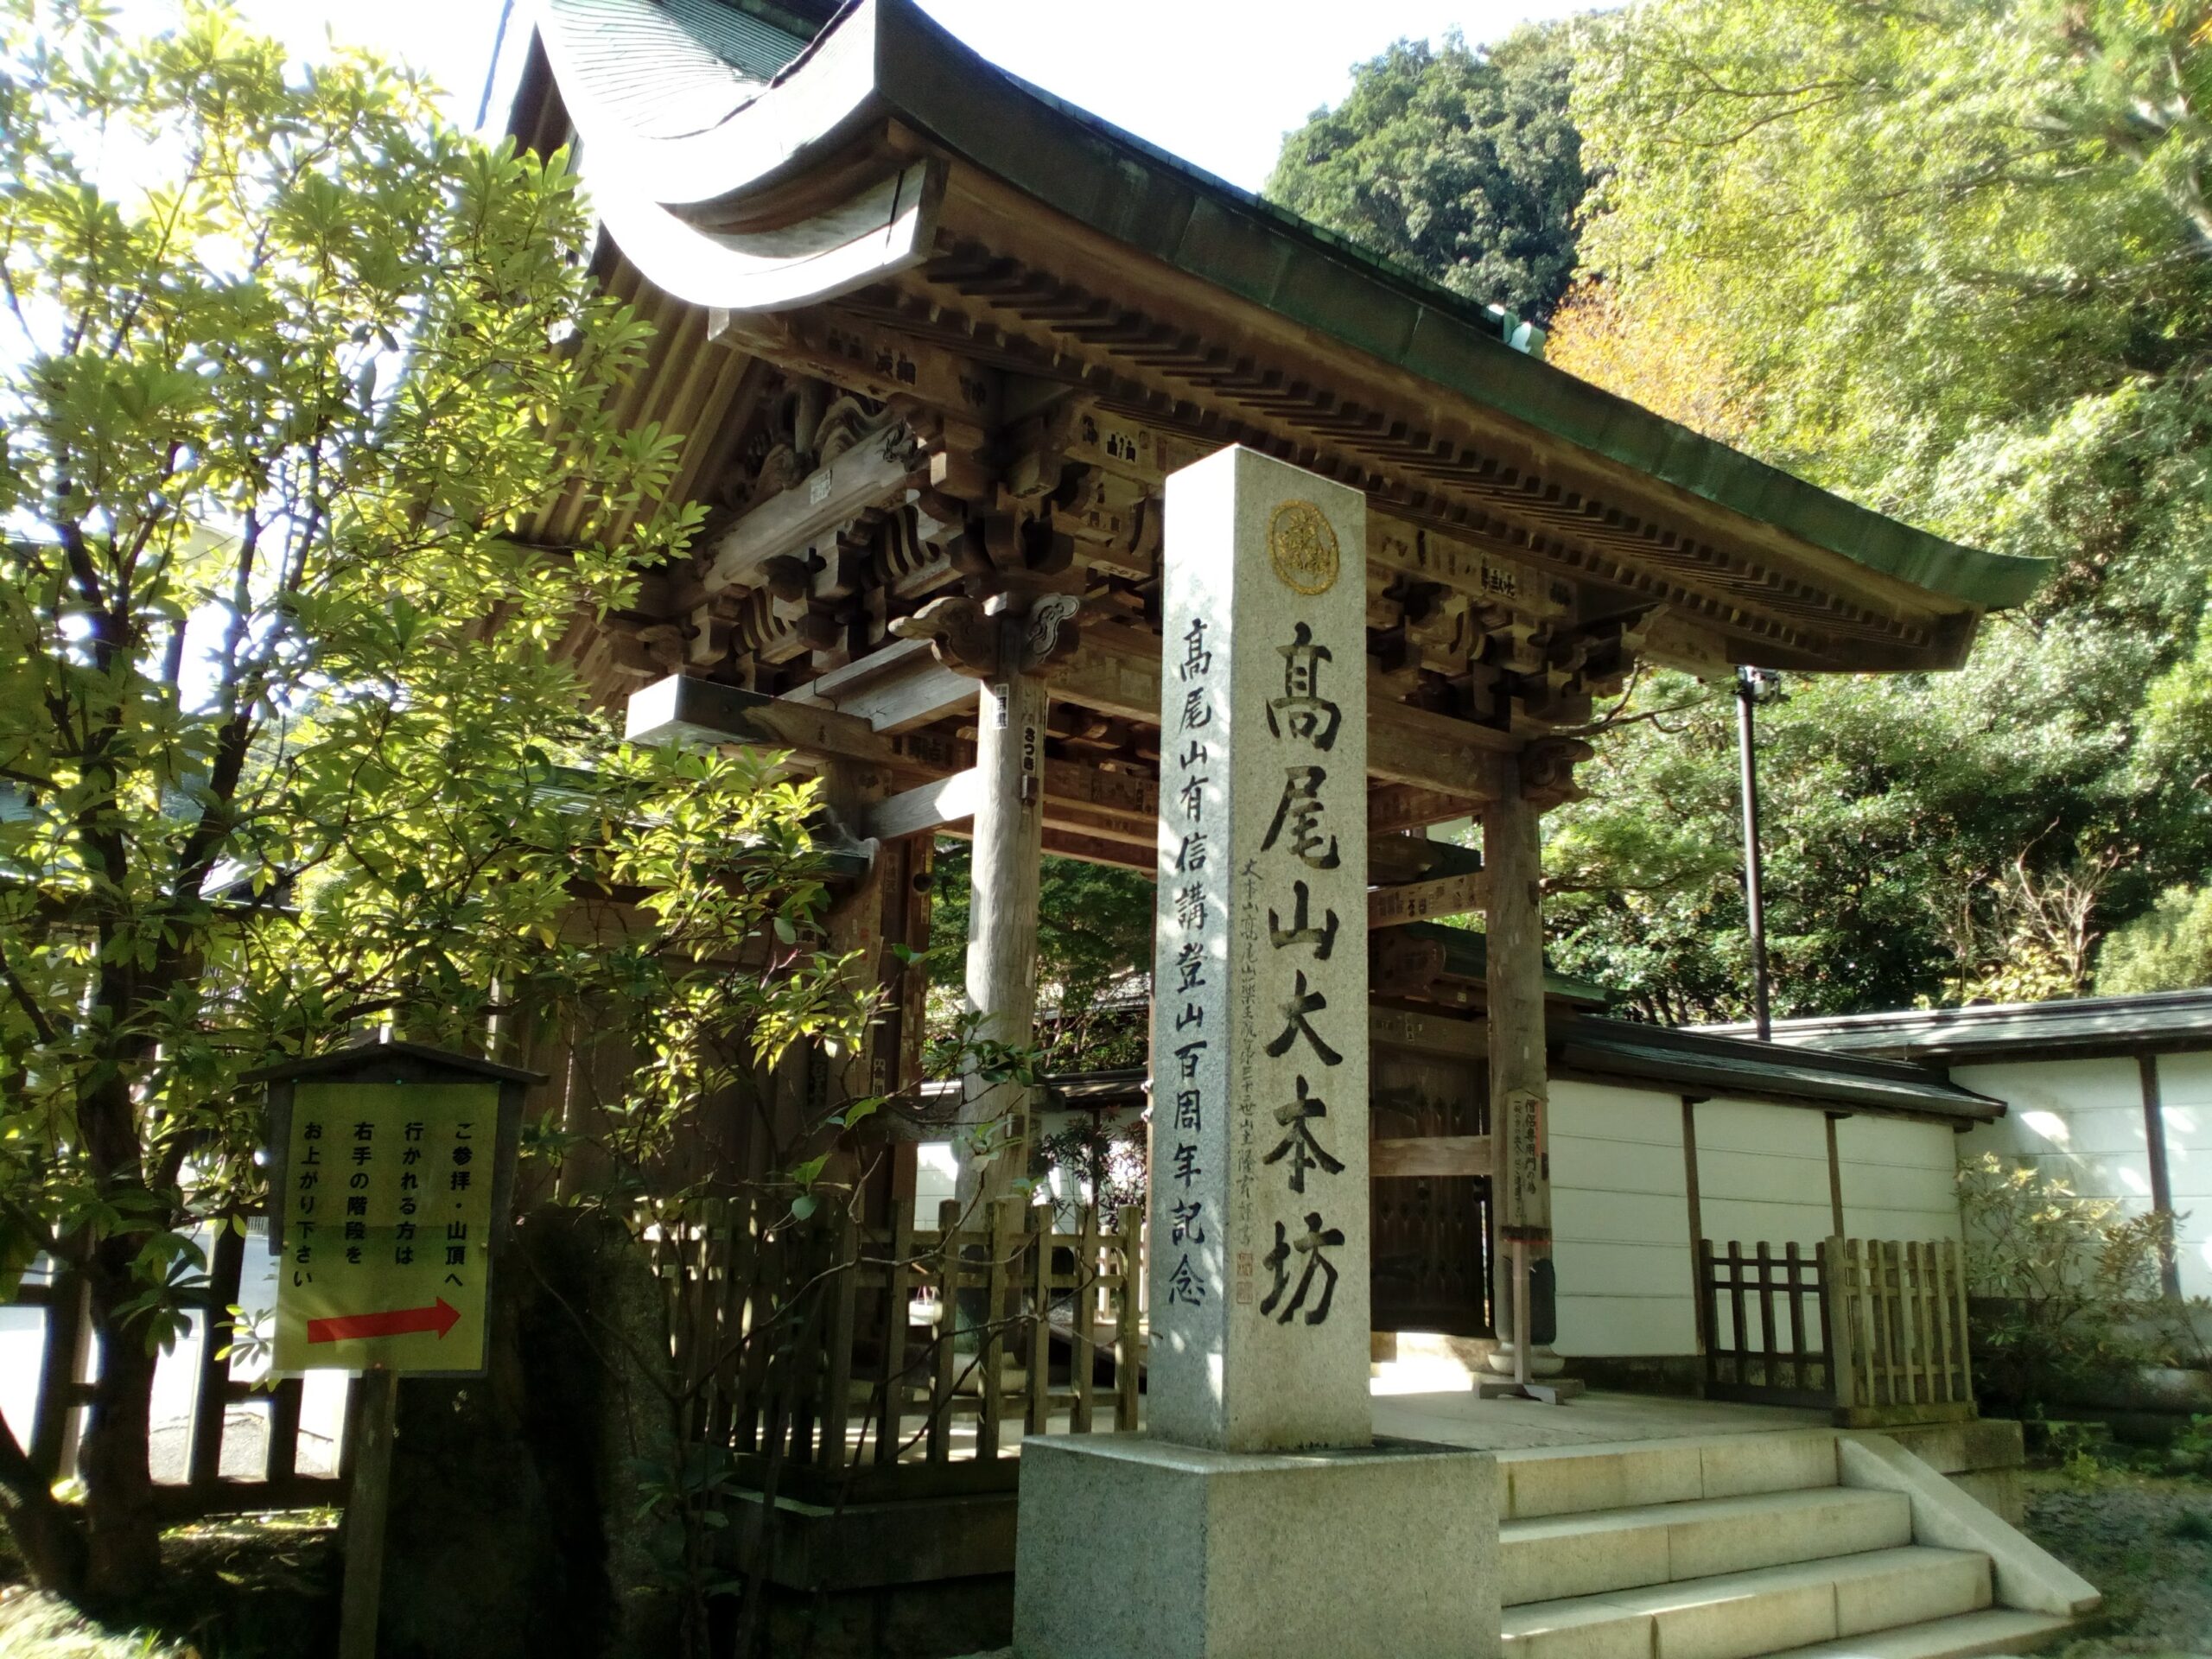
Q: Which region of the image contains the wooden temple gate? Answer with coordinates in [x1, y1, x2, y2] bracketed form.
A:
[11, 0, 2040, 1522]
[501, 0, 2037, 1421]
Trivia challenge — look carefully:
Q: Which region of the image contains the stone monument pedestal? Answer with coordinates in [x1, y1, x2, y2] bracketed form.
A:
[1012, 1435, 1498, 1659]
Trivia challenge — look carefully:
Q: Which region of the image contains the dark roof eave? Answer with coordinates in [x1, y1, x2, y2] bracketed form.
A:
[1715, 988, 2212, 1064]
[1558, 1016, 2003, 1123]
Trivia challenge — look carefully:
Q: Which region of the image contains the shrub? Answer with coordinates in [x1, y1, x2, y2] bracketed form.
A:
[1958, 1154, 2209, 1421]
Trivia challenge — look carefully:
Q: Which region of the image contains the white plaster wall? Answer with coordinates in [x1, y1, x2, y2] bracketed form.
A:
[1835, 1116, 1963, 1245]
[1957, 1050, 2212, 1300]
[2158, 1052, 2212, 1300]
[912, 1140, 960, 1230]
[1694, 1097, 1834, 1251]
[1954, 1056, 2149, 1211]
[1548, 1080, 1699, 1357]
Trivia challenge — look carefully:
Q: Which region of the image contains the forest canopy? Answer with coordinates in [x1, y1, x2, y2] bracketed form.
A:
[1267, 0, 2212, 1020]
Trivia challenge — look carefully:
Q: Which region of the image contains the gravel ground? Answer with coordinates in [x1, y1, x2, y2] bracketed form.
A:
[2024, 1472, 2212, 1658]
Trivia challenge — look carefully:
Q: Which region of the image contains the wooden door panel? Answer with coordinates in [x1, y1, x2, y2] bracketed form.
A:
[1370, 1047, 1492, 1336]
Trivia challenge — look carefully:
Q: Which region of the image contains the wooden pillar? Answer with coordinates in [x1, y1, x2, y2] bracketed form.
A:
[1681, 1096, 1707, 1352]
[2140, 1053, 2183, 1300]
[1825, 1113, 1848, 1238]
[957, 636, 1048, 1205]
[1484, 749, 1554, 1382]
[819, 759, 894, 1196]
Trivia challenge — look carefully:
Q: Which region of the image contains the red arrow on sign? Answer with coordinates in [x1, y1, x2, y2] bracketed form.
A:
[307, 1296, 461, 1345]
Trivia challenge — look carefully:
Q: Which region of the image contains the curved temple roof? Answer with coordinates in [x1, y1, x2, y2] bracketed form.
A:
[528, 0, 2044, 677]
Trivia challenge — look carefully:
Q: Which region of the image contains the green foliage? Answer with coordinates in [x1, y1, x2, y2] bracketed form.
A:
[2164, 1414, 2212, 1479]
[1535, 0, 2212, 1014]
[1958, 1154, 2207, 1421]
[925, 842, 1153, 1070]
[0, 2, 871, 1603]
[2100, 884, 2212, 992]
[1267, 23, 1589, 321]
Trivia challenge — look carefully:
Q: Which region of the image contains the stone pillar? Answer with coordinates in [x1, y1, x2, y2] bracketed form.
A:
[1014, 448, 1497, 1659]
[1482, 751, 1564, 1385]
[1145, 447, 1371, 1452]
[957, 632, 1047, 1204]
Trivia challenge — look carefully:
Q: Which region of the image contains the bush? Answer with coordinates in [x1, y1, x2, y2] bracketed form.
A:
[1959, 1154, 2209, 1421]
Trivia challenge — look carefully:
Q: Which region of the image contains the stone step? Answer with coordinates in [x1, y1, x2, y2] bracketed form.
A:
[1502, 1485, 1913, 1605]
[1500, 1545, 1993, 1659]
[1762, 1606, 2080, 1659]
[1502, 1428, 1840, 1521]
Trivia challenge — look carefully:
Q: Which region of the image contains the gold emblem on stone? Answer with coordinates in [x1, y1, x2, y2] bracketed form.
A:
[1268, 499, 1339, 595]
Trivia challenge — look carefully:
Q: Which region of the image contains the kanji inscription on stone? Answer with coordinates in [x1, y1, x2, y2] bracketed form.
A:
[1147, 446, 1370, 1453]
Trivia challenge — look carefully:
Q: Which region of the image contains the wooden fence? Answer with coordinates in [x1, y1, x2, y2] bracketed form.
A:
[6, 1220, 355, 1522]
[1700, 1239, 1836, 1410]
[651, 1197, 1144, 1498]
[1700, 1236, 1974, 1425]
[1827, 1236, 1975, 1426]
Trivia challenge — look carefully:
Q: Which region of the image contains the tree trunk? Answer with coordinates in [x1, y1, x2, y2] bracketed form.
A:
[77, 1238, 164, 1603]
[0, 1417, 89, 1596]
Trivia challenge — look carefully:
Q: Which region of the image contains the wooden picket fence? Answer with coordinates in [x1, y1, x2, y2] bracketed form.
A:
[6, 1220, 355, 1522]
[1700, 1236, 1975, 1426]
[1827, 1236, 1975, 1426]
[650, 1197, 1144, 1497]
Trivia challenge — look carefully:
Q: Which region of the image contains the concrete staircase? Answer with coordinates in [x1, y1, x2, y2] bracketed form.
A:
[1497, 1430, 2088, 1659]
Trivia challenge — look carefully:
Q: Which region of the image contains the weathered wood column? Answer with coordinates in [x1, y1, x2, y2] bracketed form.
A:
[890, 583, 1080, 1213]
[957, 626, 1048, 1203]
[1484, 748, 1557, 1386]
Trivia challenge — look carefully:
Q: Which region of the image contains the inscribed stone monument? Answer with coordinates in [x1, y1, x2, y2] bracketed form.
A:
[1012, 446, 1497, 1659]
[1146, 445, 1371, 1452]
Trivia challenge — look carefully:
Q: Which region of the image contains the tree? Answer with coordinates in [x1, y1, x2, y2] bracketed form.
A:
[925, 844, 1154, 1071]
[0, 2, 874, 1605]
[1539, 0, 2212, 1015]
[1267, 22, 1590, 323]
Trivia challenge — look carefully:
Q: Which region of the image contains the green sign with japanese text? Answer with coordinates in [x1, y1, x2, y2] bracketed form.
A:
[273, 1081, 497, 1373]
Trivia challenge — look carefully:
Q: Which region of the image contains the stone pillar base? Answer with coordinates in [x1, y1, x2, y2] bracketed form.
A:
[1482, 1342, 1567, 1379]
[1013, 1435, 1498, 1659]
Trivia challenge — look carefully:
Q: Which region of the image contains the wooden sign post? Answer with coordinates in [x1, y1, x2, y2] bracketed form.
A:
[244, 1038, 539, 1659]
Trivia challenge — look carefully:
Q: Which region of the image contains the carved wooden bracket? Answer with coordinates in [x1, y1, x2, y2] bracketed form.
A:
[887, 591, 1084, 682]
[889, 594, 1000, 679]
[1019, 593, 1083, 678]
[1522, 737, 1596, 810]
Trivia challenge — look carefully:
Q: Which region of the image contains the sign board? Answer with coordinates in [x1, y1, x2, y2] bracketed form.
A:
[251, 1040, 537, 1376]
[273, 1082, 497, 1372]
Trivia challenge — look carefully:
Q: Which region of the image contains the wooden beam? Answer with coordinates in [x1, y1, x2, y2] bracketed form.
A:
[1370, 1135, 1492, 1180]
[626, 674, 906, 770]
[867, 768, 981, 841]
[783, 638, 979, 733]
[1370, 786, 1481, 836]
[1368, 835, 1483, 886]
[1369, 870, 1491, 930]
[1370, 1003, 1485, 1058]
[1040, 828, 1154, 872]
[701, 433, 928, 597]
[1055, 626, 1511, 802]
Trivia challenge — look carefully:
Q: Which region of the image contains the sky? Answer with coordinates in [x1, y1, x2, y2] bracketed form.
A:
[201, 0, 1595, 194]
